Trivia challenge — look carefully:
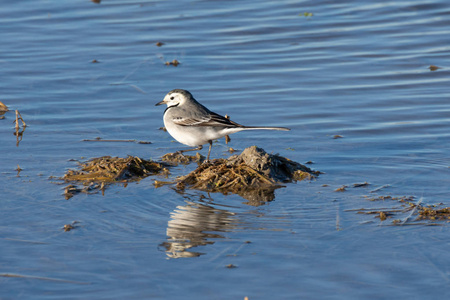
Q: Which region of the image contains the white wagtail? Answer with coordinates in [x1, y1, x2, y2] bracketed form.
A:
[155, 89, 290, 161]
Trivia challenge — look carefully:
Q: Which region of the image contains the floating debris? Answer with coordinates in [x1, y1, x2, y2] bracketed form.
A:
[14, 110, 27, 130]
[367, 195, 400, 201]
[226, 264, 237, 269]
[429, 65, 441, 71]
[228, 147, 237, 153]
[176, 146, 319, 204]
[333, 135, 343, 139]
[63, 224, 74, 232]
[0, 102, 7, 119]
[335, 185, 347, 192]
[155, 42, 164, 47]
[91, 59, 99, 63]
[63, 182, 106, 199]
[14, 125, 26, 147]
[0, 103, 26, 146]
[153, 180, 174, 188]
[353, 182, 370, 188]
[11, 110, 27, 147]
[300, 12, 314, 17]
[354, 196, 450, 224]
[417, 206, 450, 221]
[165, 59, 180, 67]
[63, 184, 82, 200]
[63, 221, 80, 232]
[15, 164, 22, 176]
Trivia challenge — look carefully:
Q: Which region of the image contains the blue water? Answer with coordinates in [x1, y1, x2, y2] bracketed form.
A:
[1, 0, 449, 299]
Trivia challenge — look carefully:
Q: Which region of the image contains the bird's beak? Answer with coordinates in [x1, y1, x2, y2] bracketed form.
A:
[155, 100, 166, 106]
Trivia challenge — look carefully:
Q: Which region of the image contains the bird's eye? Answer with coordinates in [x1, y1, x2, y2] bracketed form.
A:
[170, 96, 174, 100]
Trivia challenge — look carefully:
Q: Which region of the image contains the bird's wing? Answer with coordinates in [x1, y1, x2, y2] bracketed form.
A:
[171, 114, 211, 126]
[172, 112, 243, 128]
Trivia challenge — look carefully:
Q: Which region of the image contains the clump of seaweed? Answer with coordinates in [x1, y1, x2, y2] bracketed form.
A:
[62, 156, 168, 198]
[175, 146, 319, 204]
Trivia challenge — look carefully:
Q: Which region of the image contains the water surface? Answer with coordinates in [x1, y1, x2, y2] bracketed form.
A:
[1, 0, 449, 299]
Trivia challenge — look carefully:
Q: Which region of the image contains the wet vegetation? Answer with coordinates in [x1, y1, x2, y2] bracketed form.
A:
[354, 196, 450, 224]
[175, 146, 319, 205]
[61, 146, 318, 205]
[62, 156, 168, 199]
[58, 146, 449, 225]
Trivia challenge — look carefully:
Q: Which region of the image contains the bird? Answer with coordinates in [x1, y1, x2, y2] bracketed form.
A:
[155, 89, 290, 161]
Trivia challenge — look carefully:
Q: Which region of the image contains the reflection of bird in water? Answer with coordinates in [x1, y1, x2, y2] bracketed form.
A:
[161, 200, 238, 258]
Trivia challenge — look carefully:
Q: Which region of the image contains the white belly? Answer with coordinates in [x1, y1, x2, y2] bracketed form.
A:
[164, 118, 242, 147]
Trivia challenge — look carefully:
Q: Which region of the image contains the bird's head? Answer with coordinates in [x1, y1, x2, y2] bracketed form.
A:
[155, 89, 193, 107]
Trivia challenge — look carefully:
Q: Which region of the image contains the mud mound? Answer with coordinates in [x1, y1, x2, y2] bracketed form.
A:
[226, 146, 320, 182]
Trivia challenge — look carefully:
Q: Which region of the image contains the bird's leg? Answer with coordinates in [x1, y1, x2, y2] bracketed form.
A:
[177, 145, 203, 155]
[206, 140, 213, 162]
